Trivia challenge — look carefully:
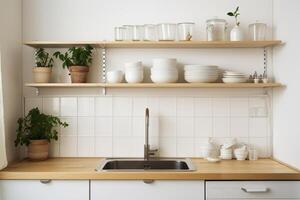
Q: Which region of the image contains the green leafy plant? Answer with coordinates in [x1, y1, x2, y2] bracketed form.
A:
[35, 48, 54, 67]
[53, 45, 93, 69]
[227, 6, 240, 26]
[15, 108, 68, 146]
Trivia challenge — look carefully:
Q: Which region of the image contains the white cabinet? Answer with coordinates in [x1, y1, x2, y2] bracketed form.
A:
[91, 180, 204, 200]
[206, 181, 300, 199]
[0, 180, 89, 200]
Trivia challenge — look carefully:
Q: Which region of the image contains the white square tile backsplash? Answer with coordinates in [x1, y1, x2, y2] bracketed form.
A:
[25, 95, 271, 158]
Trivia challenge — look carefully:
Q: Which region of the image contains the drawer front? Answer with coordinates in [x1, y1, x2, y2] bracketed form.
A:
[0, 180, 89, 200]
[91, 180, 204, 200]
[206, 181, 300, 199]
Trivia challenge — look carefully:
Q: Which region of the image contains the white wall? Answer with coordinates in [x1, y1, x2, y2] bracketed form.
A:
[0, 0, 23, 163]
[22, 0, 275, 158]
[273, 0, 300, 169]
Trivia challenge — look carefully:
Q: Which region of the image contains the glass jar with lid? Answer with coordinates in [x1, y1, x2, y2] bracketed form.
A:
[157, 23, 177, 41]
[143, 24, 156, 41]
[177, 22, 195, 41]
[249, 22, 267, 41]
[123, 25, 134, 41]
[114, 27, 125, 41]
[206, 17, 228, 41]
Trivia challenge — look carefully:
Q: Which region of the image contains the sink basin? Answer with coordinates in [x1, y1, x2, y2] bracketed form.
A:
[96, 158, 196, 171]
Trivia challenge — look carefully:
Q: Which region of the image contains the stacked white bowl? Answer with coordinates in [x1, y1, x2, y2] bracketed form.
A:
[125, 61, 144, 83]
[184, 65, 219, 83]
[107, 70, 124, 83]
[151, 58, 178, 83]
[222, 71, 248, 83]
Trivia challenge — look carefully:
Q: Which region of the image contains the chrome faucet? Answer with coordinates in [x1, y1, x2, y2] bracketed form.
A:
[144, 108, 157, 160]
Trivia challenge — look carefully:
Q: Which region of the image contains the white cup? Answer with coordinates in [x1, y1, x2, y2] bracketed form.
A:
[107, 70, 124, 83]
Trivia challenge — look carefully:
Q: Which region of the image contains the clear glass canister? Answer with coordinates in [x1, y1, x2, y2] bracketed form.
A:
[132, 25, 143, 41]
[157, 23, 176, 41]
[249, 22, 267, 41]
[177, 22, 195, 41]
[123, 25, 134, 41]
[143, 24, 156, 41]
[206, 17, 227, 41]
[114, 27, 125, 41]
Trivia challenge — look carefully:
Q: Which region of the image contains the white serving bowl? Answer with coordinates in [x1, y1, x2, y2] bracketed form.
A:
[234, 150, 248, 160]
[125, 70, 144, 83]
[184, 65, 218, 71]
[151, 74, 178, 83]
[107, 70, 124, 83]
[125, 61, 143, 70]
[151, 70, 178, 77]
[222, 77, 248, 83]
[153, 58, 177, 70]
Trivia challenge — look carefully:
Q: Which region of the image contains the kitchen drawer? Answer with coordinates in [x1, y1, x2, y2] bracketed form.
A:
[0, 180, 89, 200]
[206, 181, 300, 199]
[91, 180, 204, 200]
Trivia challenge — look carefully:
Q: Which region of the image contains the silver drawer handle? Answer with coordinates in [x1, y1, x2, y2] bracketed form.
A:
[40, 179, 52, 184]
[241, 187, 269, 193]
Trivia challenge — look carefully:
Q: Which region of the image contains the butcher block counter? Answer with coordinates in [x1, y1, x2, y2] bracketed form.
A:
[0, 158, 299, 180]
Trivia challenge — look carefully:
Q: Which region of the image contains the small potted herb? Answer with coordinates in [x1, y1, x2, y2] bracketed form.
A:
[227, 6, 243, 41]
[33, 48, 54, 83]
[15, 108, 68, 161]
[54, 45, 93, 83]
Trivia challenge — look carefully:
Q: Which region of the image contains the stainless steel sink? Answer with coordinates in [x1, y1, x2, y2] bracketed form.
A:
[96, 158, 196, 171]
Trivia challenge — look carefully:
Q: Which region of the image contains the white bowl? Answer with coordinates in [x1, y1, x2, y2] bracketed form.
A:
[153, 58, 177, 69]
[107, 70, 124, 83]
[151, 70, 178, 77]
[222, 77, 248, 83]
[151, 74, 178, 83]
[125, 71, 144, 83]
[184, 65, 218, 71]
[125, 61, 143, 70]
[185, 71, 219, 76]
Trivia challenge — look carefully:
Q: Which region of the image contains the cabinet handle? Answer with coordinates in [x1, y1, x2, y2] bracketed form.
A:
[143, 179, 154, 184]
[241, 187, 269, 193]
[40, 179, 52, 184]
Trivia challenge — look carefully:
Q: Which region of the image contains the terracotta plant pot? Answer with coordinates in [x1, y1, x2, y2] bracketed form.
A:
[32, 67, 52, 83]
[28, 139, 49, 161]
[69, 66, 89, 83]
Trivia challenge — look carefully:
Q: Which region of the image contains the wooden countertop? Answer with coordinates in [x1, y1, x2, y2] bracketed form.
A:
[0, 158, 299, 180]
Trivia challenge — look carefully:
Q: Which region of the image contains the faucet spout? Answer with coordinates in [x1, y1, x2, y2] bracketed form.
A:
[144, 108, 150, 160]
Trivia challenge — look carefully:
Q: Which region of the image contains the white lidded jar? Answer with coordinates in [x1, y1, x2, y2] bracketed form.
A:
[206, 17, 228, 41]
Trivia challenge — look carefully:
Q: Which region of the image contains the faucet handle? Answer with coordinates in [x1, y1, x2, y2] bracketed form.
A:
[148, 149, 159, 157]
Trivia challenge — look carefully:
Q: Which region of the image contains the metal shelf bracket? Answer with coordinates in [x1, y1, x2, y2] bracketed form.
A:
[263, 47, 267, 76]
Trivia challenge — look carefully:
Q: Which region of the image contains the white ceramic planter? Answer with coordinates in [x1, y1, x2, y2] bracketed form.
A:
[32, 67, 52, 83]
[230, 25, 243, 41]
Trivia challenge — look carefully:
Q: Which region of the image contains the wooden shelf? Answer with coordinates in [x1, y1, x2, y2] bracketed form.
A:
[24, 40, 282, 48]
[25, 83, 283, 89]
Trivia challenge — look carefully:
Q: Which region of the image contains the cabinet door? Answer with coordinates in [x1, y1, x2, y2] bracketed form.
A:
[206, 181, 300, 199]
[0, 180, 89, 200]
[91, 180, 204, 200]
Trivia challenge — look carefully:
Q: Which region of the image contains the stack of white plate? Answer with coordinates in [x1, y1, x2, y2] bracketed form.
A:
[184, 65, 219, 83]
[151, 58, 178, 83]
[222, 71, 248, 83]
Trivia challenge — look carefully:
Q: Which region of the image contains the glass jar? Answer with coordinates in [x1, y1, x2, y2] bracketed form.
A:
[157, 23, 176, 41]
[206, 17, 227, 41]
[132, 25, 143, 41]
[143, 24, 156, 41]
[177, 22, 195, 41]
[249, 22, 267, 41]
[114, 27, 125, 41]
[123, 25, 134, 41]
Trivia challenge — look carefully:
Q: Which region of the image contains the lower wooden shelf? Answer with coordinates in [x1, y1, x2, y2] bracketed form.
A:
[25, 82, 283, 88]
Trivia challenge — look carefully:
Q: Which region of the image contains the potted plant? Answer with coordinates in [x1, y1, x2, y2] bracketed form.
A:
[54, 45, 93, 83]
[227, 6, 243, 41]
[33, 48, 54, 83]
[15, 108, 68, 161]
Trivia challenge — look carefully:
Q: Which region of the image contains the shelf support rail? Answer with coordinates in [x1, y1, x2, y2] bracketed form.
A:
[102, 47, 107, 95]
[263, 47, 267, 77]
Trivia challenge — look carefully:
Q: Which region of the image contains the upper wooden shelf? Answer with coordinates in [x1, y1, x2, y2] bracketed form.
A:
[25, 83, 283, 89]
[24, 40, 282, 48]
